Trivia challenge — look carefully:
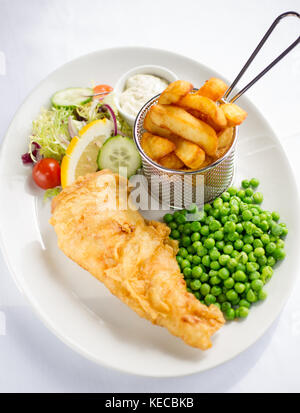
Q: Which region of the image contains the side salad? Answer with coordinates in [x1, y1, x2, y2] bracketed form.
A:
[22, 84, 141, 199]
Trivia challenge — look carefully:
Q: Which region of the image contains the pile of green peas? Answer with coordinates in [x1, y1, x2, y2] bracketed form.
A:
[163, 178, 288, 321]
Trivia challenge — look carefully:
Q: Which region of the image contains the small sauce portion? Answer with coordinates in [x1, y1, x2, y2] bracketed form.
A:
[119, 74, 168, 117]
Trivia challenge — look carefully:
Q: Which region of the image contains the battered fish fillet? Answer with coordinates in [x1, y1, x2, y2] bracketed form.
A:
[50, 170, 224, 349]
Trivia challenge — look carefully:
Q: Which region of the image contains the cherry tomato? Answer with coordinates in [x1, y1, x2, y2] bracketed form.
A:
[93, 84, 113, 101]
[32, 158, 61, 189]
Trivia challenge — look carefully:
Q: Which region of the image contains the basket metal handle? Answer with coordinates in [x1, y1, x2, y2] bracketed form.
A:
[224, 11, 300, 103]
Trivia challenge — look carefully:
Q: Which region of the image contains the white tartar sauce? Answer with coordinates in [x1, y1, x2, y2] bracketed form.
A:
[119, 74, 168, 117]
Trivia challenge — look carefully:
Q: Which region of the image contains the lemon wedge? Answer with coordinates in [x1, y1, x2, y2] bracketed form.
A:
[61, 118, 113, 188]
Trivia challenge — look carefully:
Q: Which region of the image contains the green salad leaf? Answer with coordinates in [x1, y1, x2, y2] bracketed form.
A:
[43, 186, 62, 201]
[29, 107, 73, 162]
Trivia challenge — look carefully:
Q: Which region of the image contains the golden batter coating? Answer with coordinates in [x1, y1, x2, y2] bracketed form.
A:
[50, 170, 224, 349]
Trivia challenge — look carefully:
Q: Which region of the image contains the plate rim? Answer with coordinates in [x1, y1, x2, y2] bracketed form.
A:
[1, 46, 300, 377]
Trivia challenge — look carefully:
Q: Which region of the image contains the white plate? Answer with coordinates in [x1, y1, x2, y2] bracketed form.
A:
[0, 47, 299, 377]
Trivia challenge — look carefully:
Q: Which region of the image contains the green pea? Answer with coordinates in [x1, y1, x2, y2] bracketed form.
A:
[181, 236, 192, 247]
[241, 180, 250, 189]
[211, 286, 222, 296]
[200, 273, 209, 282]
[187, 254, 193, 262]
[254, 247, 265, 257]
[272, 211, 280, 221]
[242, 210, 253, 221]
[221, 301, 231, 311]
[191, 221, 201, 232]
[224, 277, 235, 289]
[267, 256, 276, 267]
[233, 270, 247, 282]
[236, 306, 249, 318]
[234, 239, 244, 250]
[239, 299, 251, 309]
[210, 275, 221, 285]
[250, 178, 260, 188]
[202, 255, 211, 267]
[163, 213, 173, 223]
[236, 223, 244, 233]
[194, 291, 200, 300]
[219, 267, 230, 280]
[245, 188, 254, 197]
[235, 282, 246, 294]
[244, 196, 253, 204]
[181, 259, 191, 269]
[183, 223, 192, 235]
[204, 238, 215, 249]
[237, 189, 246, 199]
[210, 261, 221, 270]
[217, 293, 227, 303]
[183, 267, 192, 278]
[192, 255, 201, 266]
[227, 258, 238, 271]
[197, 246, 208, 257]
[216, 240, 225, 250]
[214, 230, 224, 241]
[251, 279, 264, 291]
[170, 222, 178, 231]
[249, 271, 260, 281]
[246, 289, 257, 303]
[219, 254, 230, 266]
[261, 234, 270, 245]
[225, 308, 235, 320]
[175, 214, 186, 224]
[258, 289, 267, 300]
[190, 279, 201, 290]
[200, 283, 210, 296]
[223, 244, 234, 255]
[192, 266, 203, 278]
[253, 192, 263, 204]
[242, 243, 253, 253]
[210, 249, 220, 261]
[205, 294, 216, 305]
[252, 215, 260, 226]
[228, 187, 238, 195]
[200, 225, 209, 236]
[226, 289, 238, 302]
[176, 256, 183, 265]
[192, 241, 202, 250]
[224, 221, 236, 233]
[170, 229, 180, 239]
[209, 270, 219, 278]
[253, 239, 263, 248]
[248, 251, 257, 262]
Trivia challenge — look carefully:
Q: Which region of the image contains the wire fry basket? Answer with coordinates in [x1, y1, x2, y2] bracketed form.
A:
[133, 11, 299, 209]
[134, 96, 237, 209]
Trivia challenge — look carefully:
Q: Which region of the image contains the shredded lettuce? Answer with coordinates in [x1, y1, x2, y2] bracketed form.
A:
[29, 107, 73, 162]
[75, 93, 133, 138]
[43, 186, 62, 201]
[75, 100, 105, 123]
[117, 114, 133, 138]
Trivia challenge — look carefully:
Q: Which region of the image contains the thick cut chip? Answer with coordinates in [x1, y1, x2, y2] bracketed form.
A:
[196, 77, 228, 101]
[158, 80, 193, 105]
[141, 132, 175, 160]
[159, 152, 185, 169]
[217, 127, 234, 149]
[177, 94, 227, 131]
[149, 104, 218, 156]
[168, 135, 205, 169]
[144, 112, 175, 139]
[220, 103, 247, 126]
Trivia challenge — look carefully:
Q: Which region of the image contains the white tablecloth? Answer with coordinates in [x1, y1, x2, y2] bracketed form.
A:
[0, 0, 299, 392]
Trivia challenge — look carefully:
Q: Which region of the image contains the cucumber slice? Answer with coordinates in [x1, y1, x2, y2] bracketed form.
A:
[97, 135, 141, 177]
[51, 87, 93, 108]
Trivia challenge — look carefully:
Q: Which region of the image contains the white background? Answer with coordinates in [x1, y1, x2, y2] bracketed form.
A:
[0, 0, 300, 392]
